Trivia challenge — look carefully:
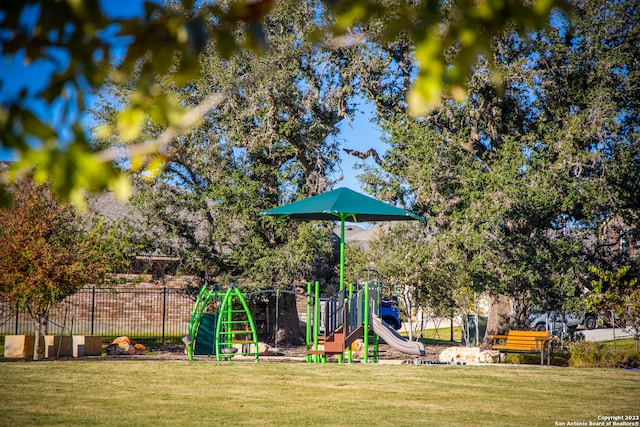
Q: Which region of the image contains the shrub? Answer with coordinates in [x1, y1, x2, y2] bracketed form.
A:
[620, 351, 640, 369]
[505, 351, 570, 366]
[568, 342, 640, 368]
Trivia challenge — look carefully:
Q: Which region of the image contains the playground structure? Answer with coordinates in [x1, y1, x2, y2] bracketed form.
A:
[185, 280, 425, 363]
[357, 268, 403, 330]
[186, 284, 259, 362]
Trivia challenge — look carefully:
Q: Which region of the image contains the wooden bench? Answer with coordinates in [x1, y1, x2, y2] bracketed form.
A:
[491, 330, 558, 365]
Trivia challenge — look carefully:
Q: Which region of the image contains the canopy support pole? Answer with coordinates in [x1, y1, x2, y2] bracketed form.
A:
[339, 215, 345, 291]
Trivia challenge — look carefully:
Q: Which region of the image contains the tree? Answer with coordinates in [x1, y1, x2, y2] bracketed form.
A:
[369, 223, 465, 341]
[0, 0, 278, 207]
[347, 0, 640, 341]
[91, 0, 362, 344]
[0, 177, 130, 359]
[1, 0, 566, 208]
[587, 265, 640, 350]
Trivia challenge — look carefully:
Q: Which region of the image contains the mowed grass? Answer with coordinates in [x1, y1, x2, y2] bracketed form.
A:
[0, 360, 638, 426]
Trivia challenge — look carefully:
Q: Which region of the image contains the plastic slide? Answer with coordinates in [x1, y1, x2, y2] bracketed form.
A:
[371, 314, 426, 356]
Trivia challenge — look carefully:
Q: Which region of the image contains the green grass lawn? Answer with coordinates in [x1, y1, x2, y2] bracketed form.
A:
[415, 326, 464, 344]
[0, 360, 637, 426]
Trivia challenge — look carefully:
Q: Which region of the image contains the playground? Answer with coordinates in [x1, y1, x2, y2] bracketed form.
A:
[2, 278, 638, 426]
[184, 279, 432, 364]
[181, 189, 435, 365]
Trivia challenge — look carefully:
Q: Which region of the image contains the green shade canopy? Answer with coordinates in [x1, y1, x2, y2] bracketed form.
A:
[259, 187, 424, 289]
[259, 187, 423, 222]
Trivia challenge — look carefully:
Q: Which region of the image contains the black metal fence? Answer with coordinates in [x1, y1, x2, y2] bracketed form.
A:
[0, 287, 195, 343]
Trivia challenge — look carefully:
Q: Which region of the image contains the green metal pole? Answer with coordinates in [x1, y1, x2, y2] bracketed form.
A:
[314, 280, 321, 363]
[187, 285, 207, 361]
[374, 330, 379, 363]
[339, 216, 345, 291]
[225, 294, 232, 349]
[188, 285, 216, 361]
[337, 293, 344, 364]
[306, 282, 312, 363]
[373, 283, 379, 363]
[233, 287, 259, 363]
[364, 281, 369, 364]
[348, 282, 353, 363]
[215, 287, 232, 361]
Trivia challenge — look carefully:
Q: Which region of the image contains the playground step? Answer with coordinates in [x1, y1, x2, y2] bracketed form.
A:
[323, 326, 364, 352]
[325, 332, 344, 342]
[324, 334, 344, 352]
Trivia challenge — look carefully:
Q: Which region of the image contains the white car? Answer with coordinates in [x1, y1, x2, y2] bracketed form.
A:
[529, 311, 597, 332]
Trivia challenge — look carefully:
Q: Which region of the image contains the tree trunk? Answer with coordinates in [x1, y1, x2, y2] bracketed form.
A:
[481, 294, 512, 350]
[272, 292, 304, 346]
[249, 292, 304, 346]
[401, 285, 414, 341]
[33, 314, 42, 361]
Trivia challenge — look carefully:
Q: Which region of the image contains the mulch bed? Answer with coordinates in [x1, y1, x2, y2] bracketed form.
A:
[146, 342, 455, 362]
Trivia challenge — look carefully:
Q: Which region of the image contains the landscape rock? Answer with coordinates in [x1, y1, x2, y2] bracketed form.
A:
[479, 350, 500, 363]
[344, 339, 365, 359]
[133, 343, 146, 355]
[231, 341, 269, 355]
[439, 346, 497, 363]
[258, 342, 270, 354]
[105, 336, 146, 356]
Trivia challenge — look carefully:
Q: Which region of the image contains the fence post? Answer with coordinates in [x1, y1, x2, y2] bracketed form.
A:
[162, 287, 167, 343]
[91, 287, 96, 336]
[14, 302, 19, 335]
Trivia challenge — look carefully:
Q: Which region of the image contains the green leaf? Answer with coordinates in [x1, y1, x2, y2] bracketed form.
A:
[117, 107, 145, 142]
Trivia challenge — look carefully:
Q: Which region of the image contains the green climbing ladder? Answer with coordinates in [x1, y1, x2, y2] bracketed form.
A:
[215, 285, 259, 362]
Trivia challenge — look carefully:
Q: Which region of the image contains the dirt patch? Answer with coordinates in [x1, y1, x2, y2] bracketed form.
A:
[239, 342, 451, 362]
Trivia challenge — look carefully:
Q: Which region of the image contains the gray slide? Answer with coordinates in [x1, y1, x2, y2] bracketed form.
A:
[371, 314, 426, 356]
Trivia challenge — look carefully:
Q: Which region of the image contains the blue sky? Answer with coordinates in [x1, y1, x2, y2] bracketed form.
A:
[0, 0, 387, 193]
